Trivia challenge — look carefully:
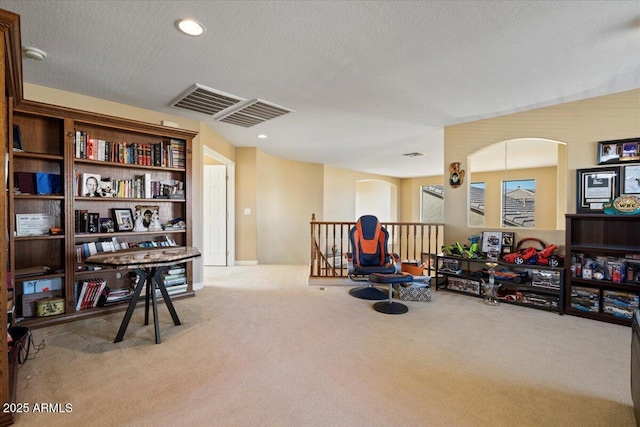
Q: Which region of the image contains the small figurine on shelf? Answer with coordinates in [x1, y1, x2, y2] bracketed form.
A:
[133, 210, 148, 232]
[147, 211, 163, 231]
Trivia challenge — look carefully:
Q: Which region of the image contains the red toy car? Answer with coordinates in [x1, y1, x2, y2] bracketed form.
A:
[502, 238, 564, 267]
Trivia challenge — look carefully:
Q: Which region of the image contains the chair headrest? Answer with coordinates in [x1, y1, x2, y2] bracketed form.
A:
[356, 215, 380, 240]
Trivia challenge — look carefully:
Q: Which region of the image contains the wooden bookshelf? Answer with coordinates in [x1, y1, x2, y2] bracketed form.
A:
[8, 101, 197, 331]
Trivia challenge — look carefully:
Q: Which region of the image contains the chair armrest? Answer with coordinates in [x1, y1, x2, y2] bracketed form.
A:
[390, 253, 402, 274]
[346, 253, 354, 274]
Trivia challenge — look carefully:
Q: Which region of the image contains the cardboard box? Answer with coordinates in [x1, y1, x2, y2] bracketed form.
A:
[447, 277, 480, 295]
[22, 277, 63, 294]
[21, 291, 62, 317]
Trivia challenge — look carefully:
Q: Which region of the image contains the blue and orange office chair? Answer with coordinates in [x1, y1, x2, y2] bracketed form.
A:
[346, 215, 401, 300]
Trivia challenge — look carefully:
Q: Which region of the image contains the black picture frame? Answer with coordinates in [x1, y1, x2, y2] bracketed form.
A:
[597, 137, 640, 165]
[99, 217, 115, 233]
[622, 164, 640, 195]
[12, 124, 23, 151]
[111, 208, 134, 231]
[577, 167, 619, 213]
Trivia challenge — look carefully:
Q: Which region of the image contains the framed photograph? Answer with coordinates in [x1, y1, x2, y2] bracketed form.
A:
[501, 232, 515, 255]
[81, 173, 101, 197]
[99, 217, 115, 233]
[622, 142, 640, 162]
[622, 164, 640, 195]
[111, 208, 134, 232]
[598, 138, 640, 165]
[12, 124, 23, 151]
[135, 205, 159, 229]
[481, 231, 502, 260]
[598, 143, 619, 164]
[577, 167, 619, 213]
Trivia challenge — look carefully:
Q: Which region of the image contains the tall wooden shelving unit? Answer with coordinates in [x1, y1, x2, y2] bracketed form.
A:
[565, 214, 640, 326]
[1, 9, 25, 427]
[9, 100, 198, 329]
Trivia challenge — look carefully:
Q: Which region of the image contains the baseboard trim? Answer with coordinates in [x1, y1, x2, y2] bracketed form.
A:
[235, 260, 259, 266]
[193, 281, 204, 291]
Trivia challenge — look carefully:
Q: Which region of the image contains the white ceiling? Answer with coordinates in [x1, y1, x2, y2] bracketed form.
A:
[1, 1, 639, 178]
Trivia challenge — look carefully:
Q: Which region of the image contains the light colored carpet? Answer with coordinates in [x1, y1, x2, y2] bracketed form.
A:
[13, 265, 636, 426]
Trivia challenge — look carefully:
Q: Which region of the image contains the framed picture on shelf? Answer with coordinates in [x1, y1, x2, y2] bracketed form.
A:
[112, 208, 134, 232]
[597, 138, 640, 165]
[81, 173, 101, 197]
[501, 232, 515, 255]
[135, 205, 160, 229]
[577, 167, 619, 213]
[622, 164, 640, 195]
[99, 217, 115, 233]
[481, 231, 502, 260]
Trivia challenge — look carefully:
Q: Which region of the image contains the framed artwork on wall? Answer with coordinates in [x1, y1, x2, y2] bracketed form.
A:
[622, 164, 640, 195]
[577, 167, 619, 213]
[597, 137, 640, 165]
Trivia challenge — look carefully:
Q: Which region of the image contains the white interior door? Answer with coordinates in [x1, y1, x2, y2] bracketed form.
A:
[204, 165, 227, 265]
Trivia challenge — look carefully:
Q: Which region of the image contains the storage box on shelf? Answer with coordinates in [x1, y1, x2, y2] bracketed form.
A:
[9, 100, 197, 329]
[566, 214, 640, 326]
[435, 254, 565, 314]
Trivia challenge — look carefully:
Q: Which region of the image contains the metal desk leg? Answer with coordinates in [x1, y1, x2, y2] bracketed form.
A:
[144, 268, 152, 326]
[114, 268, 147, 343]
[150, 268, 161, 344]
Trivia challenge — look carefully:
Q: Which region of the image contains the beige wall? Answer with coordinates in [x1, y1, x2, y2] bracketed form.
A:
[235, 147, 258, 262]
[256, 150, 324, 264]
[444, 88, 640, 250]
[399, 175, 443, 223]
[322, 166, 402, 222]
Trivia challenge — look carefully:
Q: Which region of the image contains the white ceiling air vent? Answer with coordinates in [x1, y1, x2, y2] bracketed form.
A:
[214, 99, 294, 127]
[170, 84, 245, 116]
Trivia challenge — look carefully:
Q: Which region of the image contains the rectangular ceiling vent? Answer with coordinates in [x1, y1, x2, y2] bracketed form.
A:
[214, 99, 294, 127]
[170, 84, 245, 116]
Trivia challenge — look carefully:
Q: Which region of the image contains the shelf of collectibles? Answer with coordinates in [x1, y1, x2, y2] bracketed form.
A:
[435, 233, 565, 314]
[566, 214, 640, 326]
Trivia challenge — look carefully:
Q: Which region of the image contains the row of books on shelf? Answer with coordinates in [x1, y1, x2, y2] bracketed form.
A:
[75, 266, 188, 311]
[74, 131, 185, 168]
[75, 277, 109, 310]
[75, 235, 177, 271]
[76, 171, 184, 199]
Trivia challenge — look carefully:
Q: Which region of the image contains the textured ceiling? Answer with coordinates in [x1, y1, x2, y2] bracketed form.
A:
[1, 1, 639, 178]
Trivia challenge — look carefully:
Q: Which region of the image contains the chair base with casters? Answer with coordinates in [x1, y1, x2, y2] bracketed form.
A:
[348, 284, 388, 300]
[368, 273, 414, 314]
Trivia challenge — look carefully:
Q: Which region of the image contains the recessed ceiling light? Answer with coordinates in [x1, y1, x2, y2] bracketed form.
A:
[257, 134, 268, 139]
[175, 18, 205, 36]
[23, 46, 47, 60]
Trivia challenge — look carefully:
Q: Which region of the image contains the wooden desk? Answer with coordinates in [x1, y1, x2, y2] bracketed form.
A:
[85, 246, 201, 344]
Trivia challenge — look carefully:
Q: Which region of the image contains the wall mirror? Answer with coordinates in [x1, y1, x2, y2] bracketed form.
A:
[467, 138, 567, 230]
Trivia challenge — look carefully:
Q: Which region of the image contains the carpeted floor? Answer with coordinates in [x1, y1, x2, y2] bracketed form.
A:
[11, 265, 637, 426]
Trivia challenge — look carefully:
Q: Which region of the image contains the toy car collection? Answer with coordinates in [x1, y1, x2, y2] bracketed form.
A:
[502, 237, 564, 267]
